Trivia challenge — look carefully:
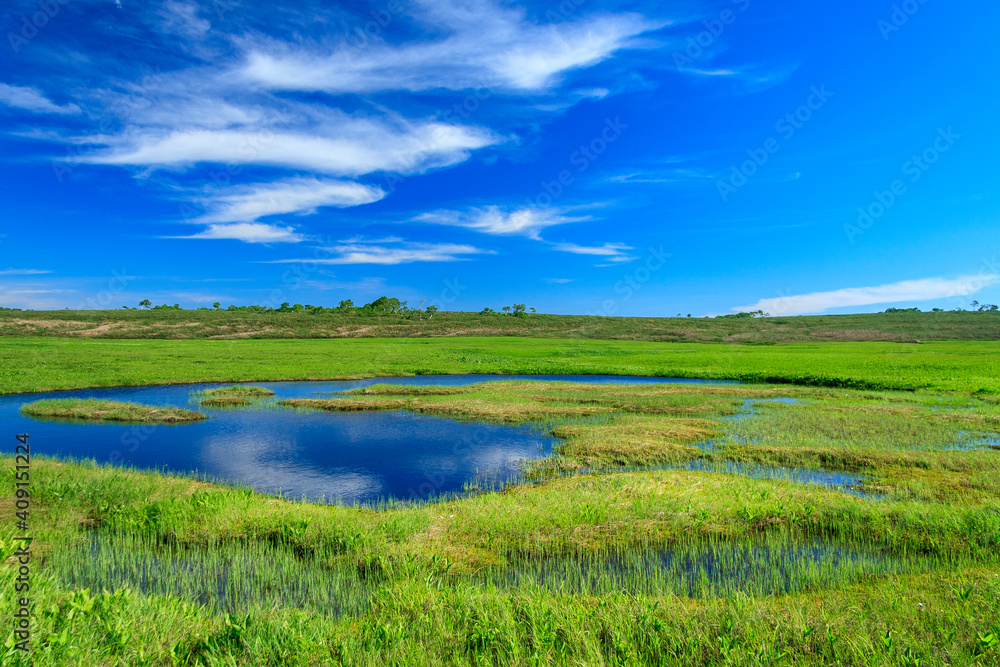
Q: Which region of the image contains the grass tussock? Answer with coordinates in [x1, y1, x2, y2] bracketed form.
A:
[199, 396, 252, 408]
[339, 384, 471, 396]
[201, 385, 275, 397]
[20, 398, 206, 423]
[279, 398, 411, 412]
[197, 385, 274, 408]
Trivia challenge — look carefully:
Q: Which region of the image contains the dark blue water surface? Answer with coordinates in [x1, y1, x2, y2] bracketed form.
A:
[3, 375, 734, 504]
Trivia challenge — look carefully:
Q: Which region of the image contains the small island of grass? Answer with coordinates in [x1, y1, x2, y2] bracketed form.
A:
[197, 385, 274, 408]
[200, 397, 251, 407]
[21, 399, 207, 423]
[201, 385, 275, 398]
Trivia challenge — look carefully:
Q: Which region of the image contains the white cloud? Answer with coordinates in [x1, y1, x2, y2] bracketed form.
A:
[301, 277, 389, 292]
[0, 269, 52, 275]
[608, 167, 714, 184]
[735, 275, 1000, 316]
[0, 279, 75, 310]
[75, 120, 498, 176]
[2, 289, 68, 294]
[196, 178, 385, 223]
[170, 223, 305, 243]
[545, 278, 574, 284]
[269, 241, 490, 265]
[239, 3, 661, 94]
[415, 206, 587, 239]
[158, 1, 210, 38]
[551, 241, 636, 263]
[0, 84, 80, 115]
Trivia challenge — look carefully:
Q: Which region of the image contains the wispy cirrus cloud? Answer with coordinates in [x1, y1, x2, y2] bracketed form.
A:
[268, 239, 490, 265]
[0, 280, 74, 309]
[735, 275, 1000, 316]
[608, 167, 714, 184]
[551, 241, 636, 263]
[76, 121, 499, 176]
[0, 268, 53, 275]
[415, 206, 588, 240]
[240, 2, 664, 94]
[168, 223, 305, 243]
[0, 84, 80, 115]
[195, 177, 385, 224]
[157, 0, 211, 38]
[301, 277, 389, 292]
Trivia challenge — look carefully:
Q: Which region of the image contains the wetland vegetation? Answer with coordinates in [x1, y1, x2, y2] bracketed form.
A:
[5, 336, 1000, 396]
[18, 399, 207, 424]
[2, 307, 999, 343]
[3, 369, 1000, 665]
[196, 386, 275, 408]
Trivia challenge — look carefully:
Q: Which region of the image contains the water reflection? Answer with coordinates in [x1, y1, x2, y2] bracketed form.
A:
[5, 375, 725, 504]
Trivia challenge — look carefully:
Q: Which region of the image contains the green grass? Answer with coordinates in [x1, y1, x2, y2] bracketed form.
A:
[199, 397, 252, 408]
[3, 308, 1000, 342]
[196, 386, 275, 408]
[3, 344, 1000, 664]
[4, 337, 1000, 395]
[3, 439, 999, 665]
[200, 386, 275, 398]
[19, 398, 207, 423]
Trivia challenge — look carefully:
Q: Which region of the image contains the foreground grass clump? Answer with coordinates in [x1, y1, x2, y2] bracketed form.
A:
[200, 396, 252, 407]
[19, 398, 206, 423]
[2, 455, 999, 666]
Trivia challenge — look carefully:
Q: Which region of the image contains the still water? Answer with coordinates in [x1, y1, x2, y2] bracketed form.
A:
[4, 375, 734, 504]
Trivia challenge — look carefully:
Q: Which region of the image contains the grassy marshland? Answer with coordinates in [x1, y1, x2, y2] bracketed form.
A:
[3, 308, 1000, 343]
[3, 378, 1000, 665]
[19, 398, 207, 423]
[197, 386, 275, 408]
[5, 337, 1000, 396]
[201, 386, 275, 398]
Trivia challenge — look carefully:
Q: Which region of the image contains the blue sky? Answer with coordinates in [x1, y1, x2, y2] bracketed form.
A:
[1, 0, 998, 316]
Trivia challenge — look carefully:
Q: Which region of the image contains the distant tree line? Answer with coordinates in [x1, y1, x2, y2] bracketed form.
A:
[131, 297, 445, 318]
[480, 304, 535, 317]
[884, 303, 998, 313]
[715, 310, 769, 319]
